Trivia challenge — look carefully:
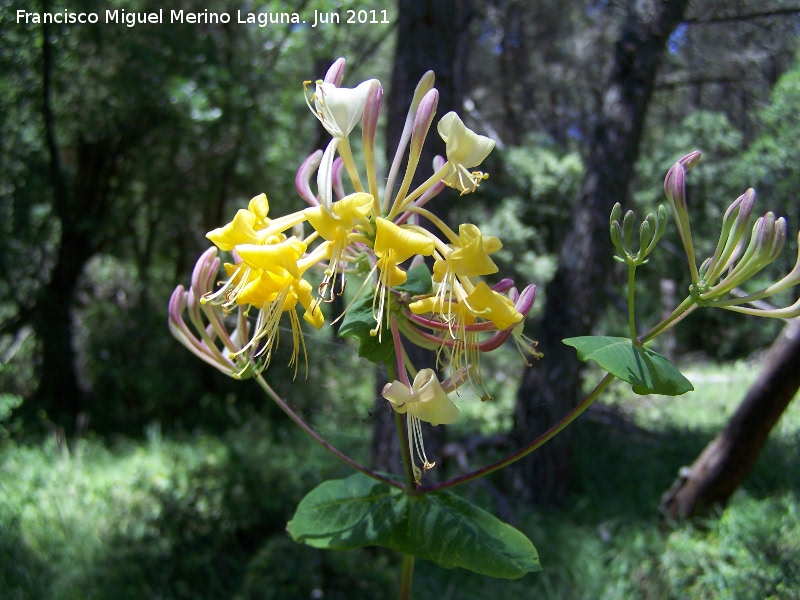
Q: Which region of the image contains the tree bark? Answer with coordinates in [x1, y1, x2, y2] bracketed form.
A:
[512, 0, 690, 504]
[35, 14, 131, 425]
[34, 10, 84, 422]
[660, 320, 800, 520]
[371, 0, 473, 474]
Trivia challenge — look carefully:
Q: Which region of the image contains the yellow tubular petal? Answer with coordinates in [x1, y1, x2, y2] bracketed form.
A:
[296, 279, 325, 328]
[304, 206, 340, 241]
[247, 193, 271, 227]
[236, 271, 285, 307]
[437, 112, 495, 167]
[408, 296, 439, 315]
[382, 381, 412, 414]
[410, 369, 460, 425]
[334, 192, 374, 220]
[235, 238, 306, 278]
[206, 209, 259, 251]
[305, 192, 374, 241]
[374, 218, 434, 263]
[466, 282, 522, 330]
[449, 223, 500, 276]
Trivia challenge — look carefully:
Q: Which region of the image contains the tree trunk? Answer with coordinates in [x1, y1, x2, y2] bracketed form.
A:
[371, 0, 473, 474]
[35, 14, 125, 426]
[512, 0, 690, 504]
[34, 11, 85, 424]
[660, 320, 800, 520]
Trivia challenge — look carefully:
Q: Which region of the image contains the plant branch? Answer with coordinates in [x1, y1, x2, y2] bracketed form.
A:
[640, 295, 698, 344]
[390, 318, 418, 494]
[628, 264, 639, 343]
[399, 553, 415, 600]
[419, 373, 616, 493]
[254, 374, 403, 490]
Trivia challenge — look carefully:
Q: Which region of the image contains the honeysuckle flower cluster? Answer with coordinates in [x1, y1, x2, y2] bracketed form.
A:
[664, 151, 800, 318]
[169, 58, 539, 482]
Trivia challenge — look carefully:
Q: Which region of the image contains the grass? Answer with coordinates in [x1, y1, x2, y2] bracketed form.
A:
[0, 358, 798, 599]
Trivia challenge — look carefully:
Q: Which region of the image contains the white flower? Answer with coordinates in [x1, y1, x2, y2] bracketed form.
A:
[437, 112, 495, 195]
[308, 80, 375, 138]
[382, 369, 460, 482]
[305, 79, 379, 209]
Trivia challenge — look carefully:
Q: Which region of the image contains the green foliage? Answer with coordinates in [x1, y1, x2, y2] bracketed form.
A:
[659, 494, 800, 599]
[476, 136, 583, 276]
[288, 472, 541, 579]
[0, 392, 23, 443]
[338, 264, 432, 366]
[745, 53, 800, 244]
[564, 336, 694, 395]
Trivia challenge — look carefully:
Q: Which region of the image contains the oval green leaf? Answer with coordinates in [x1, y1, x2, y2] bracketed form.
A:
[563, 336, 693, 395]
[287, 473, 541, 579]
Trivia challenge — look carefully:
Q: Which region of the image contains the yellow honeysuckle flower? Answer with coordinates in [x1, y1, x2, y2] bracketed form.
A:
[305, 192, 374, 241]
[431, 223, 502, 313]
[437, 112, 495, 195]
[204, 237, 306, 310]
[238, 271, 322, 378]
[305, 192, 374, 300]
[373, 218, 434, 286]
[372, 218, 435, 336]
[207, 193, 308, 251]
[466, 282, 523, 330]
[440, 223, 502, 278]
[382, 368, 459, 481]
[207, 193, 271, 251]
[409, 282, 522, 399]
[236, 238, 307, 281]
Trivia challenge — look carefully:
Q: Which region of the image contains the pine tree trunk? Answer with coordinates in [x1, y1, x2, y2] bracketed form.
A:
[660, 320, 800, 520]
[512, 0, 690, 504]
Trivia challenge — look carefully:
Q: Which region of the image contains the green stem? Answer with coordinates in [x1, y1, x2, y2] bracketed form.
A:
[337, 137, 364, 193]
[396, 411, 418, 494]
[399, 553, 415, 600]
[420, 373, 616, 493]
[640, 295, 698, 344]
[254, 374, 402, 490]
[628, 264, 639, 343]
[388, 317, 418, 495]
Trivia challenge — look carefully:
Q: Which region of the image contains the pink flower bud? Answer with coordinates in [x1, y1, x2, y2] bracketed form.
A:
[296, 150, 323, 206]
[323, 57, 346, 86]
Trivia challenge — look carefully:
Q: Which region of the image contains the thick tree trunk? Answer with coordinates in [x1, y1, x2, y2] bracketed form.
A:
[33, 232, 89, 423]
[34, 12, 85, 424]
[660, 320, 800, 520]
[371, 0, 472, 474]
[35, 15, 123, 425]
[512, 0, 690, 504]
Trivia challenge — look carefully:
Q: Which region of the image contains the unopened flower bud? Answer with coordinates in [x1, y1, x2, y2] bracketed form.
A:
[323, 57, 346, 86]
[410, 89, 439, 157]
[296, 150, 323, 206]
[362, 80, 383, 149]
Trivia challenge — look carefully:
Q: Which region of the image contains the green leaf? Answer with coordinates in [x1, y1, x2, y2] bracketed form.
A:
[337, 293, 395, 366]
[288, 473, 541, 579]
[396, 264, 432, 296]
[336, 265, 431, 366]
[563, 336, 693, 395]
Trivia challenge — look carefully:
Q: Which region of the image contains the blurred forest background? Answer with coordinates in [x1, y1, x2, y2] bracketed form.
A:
[2, 0, 800, 598]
